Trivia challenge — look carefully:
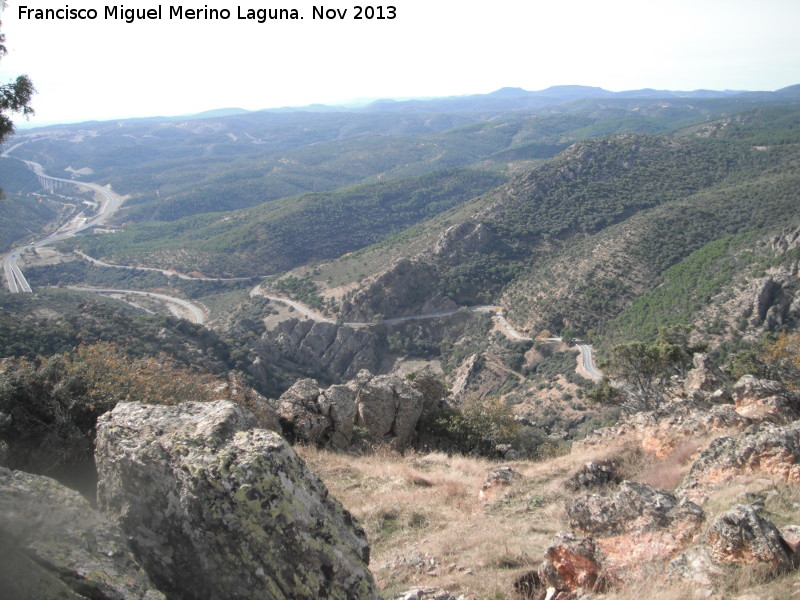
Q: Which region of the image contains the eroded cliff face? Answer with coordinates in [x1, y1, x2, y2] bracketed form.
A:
[338, 258, 454, 323]
[95, 400, 379, 600]
[249, 318, 381, 394]
[276, 370, 446, 450]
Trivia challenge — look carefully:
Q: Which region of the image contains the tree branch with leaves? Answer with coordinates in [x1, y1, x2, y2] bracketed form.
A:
[0, 1, 35, 144]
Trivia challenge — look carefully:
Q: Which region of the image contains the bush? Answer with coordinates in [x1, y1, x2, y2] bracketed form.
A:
[419, 396, 517, 456]
[0, 342, 223, 495]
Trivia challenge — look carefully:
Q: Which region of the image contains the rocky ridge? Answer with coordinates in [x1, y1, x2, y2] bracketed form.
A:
[276, 370, 446, 450]
[511, 369, 800, 599]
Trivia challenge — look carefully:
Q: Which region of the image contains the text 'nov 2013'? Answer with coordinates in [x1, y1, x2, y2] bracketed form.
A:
[17, 5, 397, 24]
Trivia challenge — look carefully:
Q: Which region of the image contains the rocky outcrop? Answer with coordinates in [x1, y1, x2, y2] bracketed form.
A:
[0, 467, 164, 600]
[732, 375, 800, 424]
[567, 481, 704, 541]
[277, 370, 444, 449]
[576, 398, 751, 459]
[95, 400, 379, 600]
[251, 318, 381, 388]
[432, 222, 496, 266]
[669, 504, 798, 584]
[563, 460, 622, 492]
[683, 353, 727, 400]
[339, 258, 451, 322]
[277, 378, 359, 449]
[679, 422, 800, 499]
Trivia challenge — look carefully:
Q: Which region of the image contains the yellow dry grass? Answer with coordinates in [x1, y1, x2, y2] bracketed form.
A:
[298, 430, 800, 599]
[296, 445, 598, 598]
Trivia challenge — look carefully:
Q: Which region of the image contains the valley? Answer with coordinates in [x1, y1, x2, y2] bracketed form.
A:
[2, 84, 800, 599]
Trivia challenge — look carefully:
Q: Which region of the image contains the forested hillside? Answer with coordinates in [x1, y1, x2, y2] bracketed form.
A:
[4, 86, 800, 406]
[294, 104, 800, 345]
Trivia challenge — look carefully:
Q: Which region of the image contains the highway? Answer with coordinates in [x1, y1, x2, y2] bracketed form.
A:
[1, 144, 125, 293]
[3, 252, 32, 293]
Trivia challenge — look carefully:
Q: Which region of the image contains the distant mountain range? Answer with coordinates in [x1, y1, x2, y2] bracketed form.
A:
[187, 84, 800, 119]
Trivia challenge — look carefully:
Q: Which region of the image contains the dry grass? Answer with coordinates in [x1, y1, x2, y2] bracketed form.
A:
[297, 436, 800, 599]
[296, 445, 591, 598]
[601, 562, 800, 600]
[638, 437, 707, 491]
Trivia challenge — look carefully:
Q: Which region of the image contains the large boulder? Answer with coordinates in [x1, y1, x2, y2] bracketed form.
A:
[670, 504, 797, 584]
[566, 481, 704, 540]
[705, 504, 796, 571]
[0, 467, 164, 600]
[731, 375, 800, 424]
[95, 400, 379, 600]
[679, 422, 800, 500]
[352, 371, 426, 446]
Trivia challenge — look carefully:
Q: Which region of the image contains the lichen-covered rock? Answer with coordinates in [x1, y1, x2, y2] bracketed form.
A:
[563, 460, 622, 492]
[679, 422, 800, 499]
[731, 375, 800, 424]
[0, 467, 164, 600]
[706, 504, 796, 571]
[670, 504, 797, 585]
[96, 400, 379, 600]
[567, 481, 704, 540]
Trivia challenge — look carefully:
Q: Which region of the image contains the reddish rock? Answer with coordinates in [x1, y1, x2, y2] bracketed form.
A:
[732, 375, 800, 424]
[539, 533, 609, 594]
[679, 422, 800, 499]
[706, 504, 796, 572]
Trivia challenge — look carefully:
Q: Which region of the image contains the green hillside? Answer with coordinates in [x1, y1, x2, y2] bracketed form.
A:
[67, 168, 506, 276]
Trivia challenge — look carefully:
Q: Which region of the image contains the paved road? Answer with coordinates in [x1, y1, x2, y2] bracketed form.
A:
[76, 251, 258, 281]
[576, 342, 603, 380]
[67, 286, 206, 324]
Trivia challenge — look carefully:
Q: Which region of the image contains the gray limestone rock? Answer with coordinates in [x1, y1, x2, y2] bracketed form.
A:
[0, 467, 164, 600]
[351, 372, 425, 447]
[276, 370, 434, 449]
[96, 400, 378, 600]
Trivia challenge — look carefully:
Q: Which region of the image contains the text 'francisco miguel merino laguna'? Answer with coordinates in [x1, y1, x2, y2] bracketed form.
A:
[18, 5, 398, 23]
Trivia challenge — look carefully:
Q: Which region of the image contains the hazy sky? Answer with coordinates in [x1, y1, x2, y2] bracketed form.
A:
[1, 0, 798, 126]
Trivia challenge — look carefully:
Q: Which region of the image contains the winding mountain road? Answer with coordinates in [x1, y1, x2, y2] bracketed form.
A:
[249, 284, 603, 379]
[1, 141, 602, 378]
